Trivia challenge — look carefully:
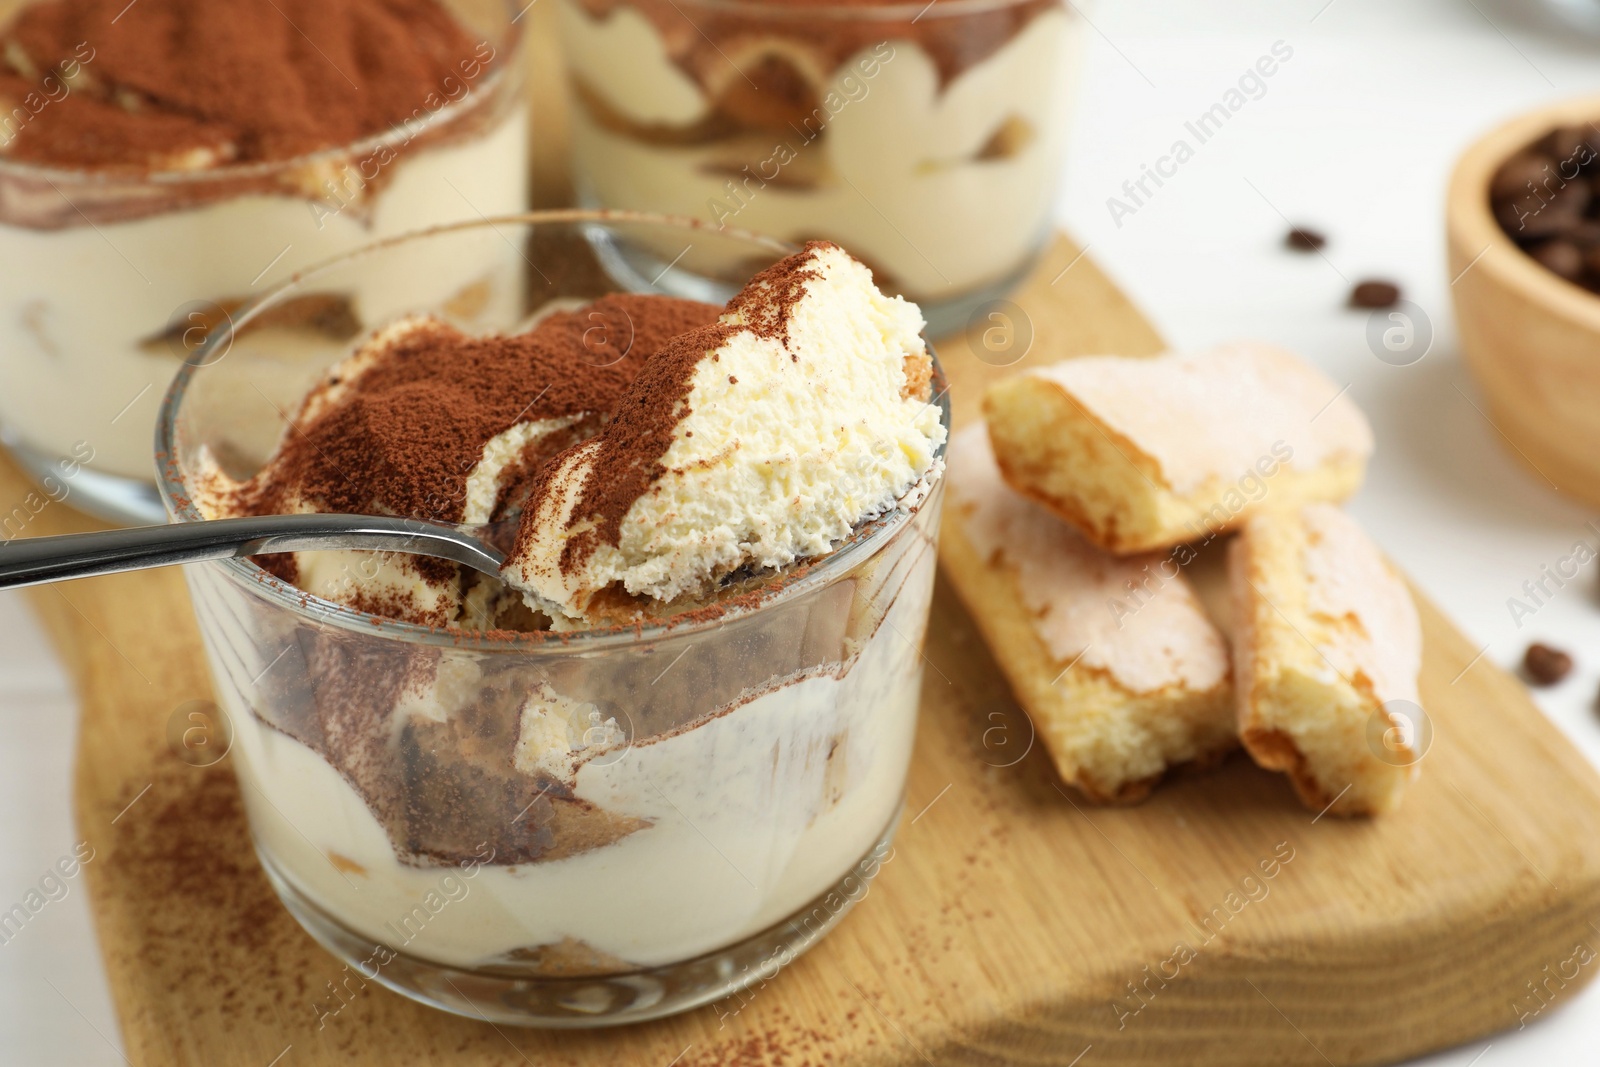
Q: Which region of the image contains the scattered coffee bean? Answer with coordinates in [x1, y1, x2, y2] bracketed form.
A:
[1524, 642, 1574, 686]
[1491, 122, 1600, 296]
[1350, 280, 1401, 309]
[1286, 226, 1326, 252]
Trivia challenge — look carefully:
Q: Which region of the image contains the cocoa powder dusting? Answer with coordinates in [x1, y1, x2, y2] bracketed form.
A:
[124, 763, 320, 1019]
[539, 242, 831, 574]
[574, 0, 1059, 89]
[0, 0, 487, 168]
[239, 294, 720, 528]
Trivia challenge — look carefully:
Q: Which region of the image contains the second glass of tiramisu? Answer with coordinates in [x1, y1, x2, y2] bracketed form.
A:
[557, 0, 1077, 334]
[0, 0, 529, 524]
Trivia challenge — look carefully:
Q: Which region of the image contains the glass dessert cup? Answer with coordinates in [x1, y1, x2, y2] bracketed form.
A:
[556, 0, 1079, 336]
[156, 211, 948, 1027]
[0, 0, 529, 526]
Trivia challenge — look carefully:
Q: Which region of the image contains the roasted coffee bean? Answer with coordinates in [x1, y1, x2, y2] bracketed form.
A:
[1495, 198, 1537, 237]
[1350, 280, 1401, 309]
[1524, 642, 1574, 686]
[1556, 178, 1594, 216]
[1493, 125, 1600, 296]
[1543, 125, 1600, 171]
[1491, 129, 1600, 299]
[1285, 226, 1326, 252]
[1492, 152, 1557, 202]
[1499, 179, 1593, 239]
[1532, 240, 1586, 280]
[1565, 219, 1600, 246]
[1496, 198, 1535, 237]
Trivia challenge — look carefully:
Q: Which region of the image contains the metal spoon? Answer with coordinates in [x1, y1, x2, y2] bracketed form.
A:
[0, 514, 513, 590]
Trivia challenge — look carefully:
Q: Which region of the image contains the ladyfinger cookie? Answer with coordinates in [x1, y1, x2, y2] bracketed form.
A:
[1230, 503, 1423, 816]
[942, 424, 1235, 803]
[982, 343, 1373, 554]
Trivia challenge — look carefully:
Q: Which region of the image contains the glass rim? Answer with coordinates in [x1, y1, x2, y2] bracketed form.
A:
[0, 2, 523, 187]
[155, 208, 951, 652]
[667, 0, 1058, 20]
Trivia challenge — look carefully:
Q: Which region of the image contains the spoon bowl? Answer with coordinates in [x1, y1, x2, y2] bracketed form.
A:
[0, 514, 513, 590]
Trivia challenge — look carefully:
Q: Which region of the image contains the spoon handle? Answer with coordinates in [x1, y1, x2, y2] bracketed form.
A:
[0, 513, 506, 590]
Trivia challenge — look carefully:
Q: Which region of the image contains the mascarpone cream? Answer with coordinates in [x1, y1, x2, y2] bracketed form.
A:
[505, 241, 945, 620]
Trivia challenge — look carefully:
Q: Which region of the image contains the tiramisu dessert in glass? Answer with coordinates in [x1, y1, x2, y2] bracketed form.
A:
[556, 0, 1076, 334]
[0, 0, 528, 524]
[157, 212, 948, 1025]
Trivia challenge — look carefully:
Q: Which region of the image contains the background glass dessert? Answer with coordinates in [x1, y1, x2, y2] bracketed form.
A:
[157, 213, 948, 1026]
[0, 0, 529, 524]
[556, 0, 1077, 335]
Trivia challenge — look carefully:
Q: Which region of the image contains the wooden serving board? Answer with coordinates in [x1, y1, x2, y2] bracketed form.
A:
[24, 241, 1600, 1067]
[17, 4, 1600, 1063]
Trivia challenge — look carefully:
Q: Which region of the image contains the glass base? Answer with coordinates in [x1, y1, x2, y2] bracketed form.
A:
[257, 805, 902, 1028]
[2, 434, 164, 527]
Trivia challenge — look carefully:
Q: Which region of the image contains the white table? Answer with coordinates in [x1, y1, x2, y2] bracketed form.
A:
[5, 0, 1600, 1061]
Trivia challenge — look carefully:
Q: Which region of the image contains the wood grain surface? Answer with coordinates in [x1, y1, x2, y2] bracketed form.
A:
[13, 3, 1600, 1064]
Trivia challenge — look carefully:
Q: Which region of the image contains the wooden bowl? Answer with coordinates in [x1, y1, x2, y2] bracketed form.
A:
[1447, 94, 1600, 506]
